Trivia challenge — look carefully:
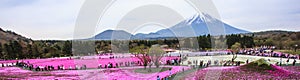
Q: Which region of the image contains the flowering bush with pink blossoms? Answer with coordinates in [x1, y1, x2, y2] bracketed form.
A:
[184, 58, 300, 80]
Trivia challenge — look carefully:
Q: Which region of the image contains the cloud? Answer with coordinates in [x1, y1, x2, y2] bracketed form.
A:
[0, 0, 299, 40]
[0, 0, 84, 40]
[95, 0, 197, 35]
[0, 0, 198, 40]
[213, 0, 300, 32]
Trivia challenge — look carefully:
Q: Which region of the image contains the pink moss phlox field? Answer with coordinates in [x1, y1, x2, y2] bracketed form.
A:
[0, 55, 185, 79]
[184, 65, 300, 80]
[0, 66, 189, 80]
[1, 56, 179, 69]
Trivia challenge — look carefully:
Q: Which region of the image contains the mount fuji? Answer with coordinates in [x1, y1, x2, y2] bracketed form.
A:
[92, 13, 249, 40]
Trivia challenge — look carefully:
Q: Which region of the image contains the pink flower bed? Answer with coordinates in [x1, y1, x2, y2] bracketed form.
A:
[1, 56, 179, 69]
[0, 66, 189, 80]
[28, 57, 179, 69]
[184, 65, 300, 79]
[0, 56, 183, 79]
[0, 67, 79, 80]
[282, 66, 300, 73]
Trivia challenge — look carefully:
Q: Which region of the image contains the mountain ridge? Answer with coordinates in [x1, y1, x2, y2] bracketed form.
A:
[92, 13, 250, 40]
[0, 28, 33, 47]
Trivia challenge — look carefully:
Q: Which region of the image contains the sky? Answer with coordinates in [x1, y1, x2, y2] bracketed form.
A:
[0, 0, 299, 40]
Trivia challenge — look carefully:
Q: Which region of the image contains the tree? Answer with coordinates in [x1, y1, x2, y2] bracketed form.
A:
[45, 46, 60, 58]
[0, 42, 2, 59]
[11, 41, 23, 59]
[264, 39, 274, 46]
[26, 44, 33, 58]
[148, 45, 165, 68]
[32, 44, 41, 58]
[231, 42, 241, 64]
[62, 41, 72, 56]
[3, 43, 12, 59]
[130, 45, 150, 69]
[226, 34, 240, 48]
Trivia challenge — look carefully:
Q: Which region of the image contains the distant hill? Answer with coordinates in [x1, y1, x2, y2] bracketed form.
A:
[247, 30, 300, 49]
[251, 30, 297, 37]
[91, 30, 132, 40]
[0, 28, 32, 46]
[92, 13, 249, 40]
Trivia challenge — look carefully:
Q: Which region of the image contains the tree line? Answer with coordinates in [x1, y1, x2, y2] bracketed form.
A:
[0, 40, 72, 60]
[0, 34, 255, 60]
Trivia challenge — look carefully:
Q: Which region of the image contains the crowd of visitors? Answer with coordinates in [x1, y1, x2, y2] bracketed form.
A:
[166, 58, 180, 65]
[187, 59, 242, 68]
[236, 46, 299, 59]
[13, 61, 90, 71]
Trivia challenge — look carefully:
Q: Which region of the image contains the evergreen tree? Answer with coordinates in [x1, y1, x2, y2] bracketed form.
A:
[26, 44, 33, 58]
[3, 43, 13, 59]
[0, 42, 2, 59]
[32, 44, 41, 58]
[12, 41, 23, 59]
[62, 41, 72, 56]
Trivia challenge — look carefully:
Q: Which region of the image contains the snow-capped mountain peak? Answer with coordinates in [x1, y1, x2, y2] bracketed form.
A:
[186, 13, 205, 25]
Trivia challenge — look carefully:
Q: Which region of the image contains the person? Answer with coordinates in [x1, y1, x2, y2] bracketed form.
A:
[207, 60, 211, 66]
[69, 66, 72, 70]
[98, 64, 102, 69]
[165, 77, 168, 80]
[29, 65, 33, 70]
[76, 65, 80, 70]
[280, 58, 282, 66]
[293, 59, 297, 66]
[35, 66, 40, 71]
[246, 59, 249, 64]
[44, 66, 48, 71]
[286, 58, 290, 65]
[171, 60, 175, 65]
[50, 65, 54, 70]
[169, 68, 172, 78]
[214, 60, 218, 66]
[175, 59, 178, 65]
[111, 63, 114, 68]
[107, 63, 111, 68]
[62, 65, 65, 70]
[157, 75, 160, 80]
[200, 60, 203, 67]
[57, 66, 61, 70]
[81, 65, 86, 69]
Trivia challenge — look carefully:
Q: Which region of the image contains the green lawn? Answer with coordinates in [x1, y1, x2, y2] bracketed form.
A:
[134, 67, 171, 74]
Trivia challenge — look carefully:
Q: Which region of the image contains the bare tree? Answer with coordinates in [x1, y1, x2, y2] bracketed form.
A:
[231, 42, 241, 65]
[130, 45, 150, 69]
[148, 45, 165, 68]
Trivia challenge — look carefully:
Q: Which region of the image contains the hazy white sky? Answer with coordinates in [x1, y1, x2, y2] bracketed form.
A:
[0, 0, 299, 40]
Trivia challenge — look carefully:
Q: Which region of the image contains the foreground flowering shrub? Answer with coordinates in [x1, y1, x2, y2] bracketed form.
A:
[282, 66, 300, 73]
[184, 58, 300, 79]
